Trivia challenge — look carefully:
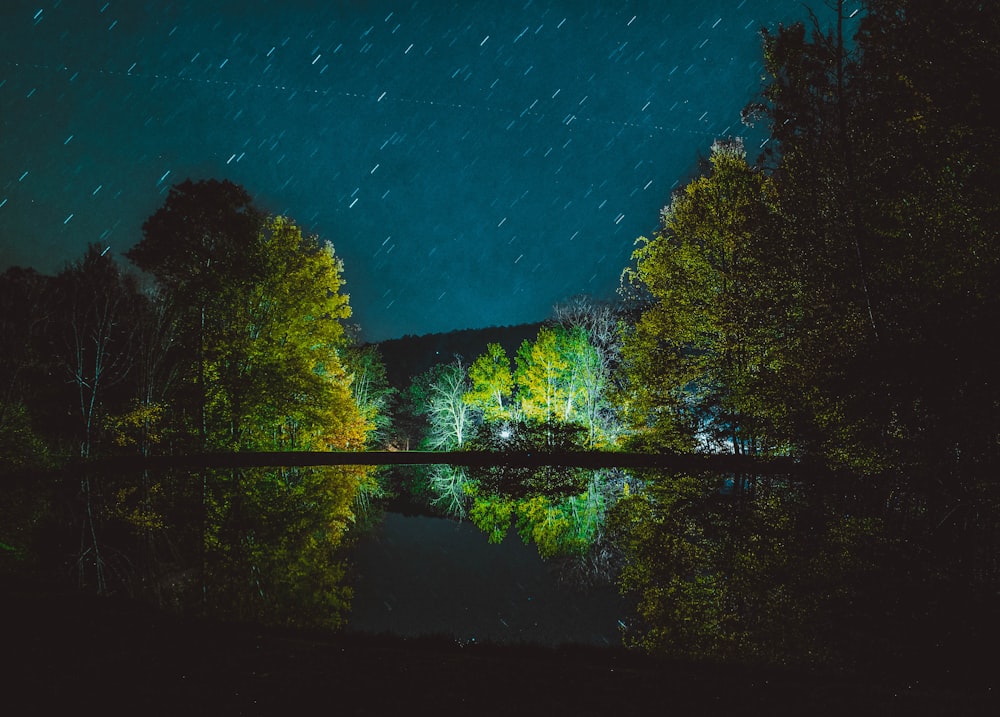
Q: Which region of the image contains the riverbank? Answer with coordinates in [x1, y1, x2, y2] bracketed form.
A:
[2, 583, 995, 715]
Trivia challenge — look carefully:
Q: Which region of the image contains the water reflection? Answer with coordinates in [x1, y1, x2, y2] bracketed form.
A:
[610, 470, 885, 665]
[63, 459, 980, 670]
[125, 465, 373, 630]
[346, 511, 625, 646]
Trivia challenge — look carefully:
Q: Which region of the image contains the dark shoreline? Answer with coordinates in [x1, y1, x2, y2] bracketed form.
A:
[2, 582, 995, 715]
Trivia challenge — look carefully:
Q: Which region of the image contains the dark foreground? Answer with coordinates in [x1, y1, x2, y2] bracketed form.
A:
[2, 584, 995, 716]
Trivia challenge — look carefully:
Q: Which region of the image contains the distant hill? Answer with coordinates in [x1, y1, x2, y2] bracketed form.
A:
[372, 323, 543, 388]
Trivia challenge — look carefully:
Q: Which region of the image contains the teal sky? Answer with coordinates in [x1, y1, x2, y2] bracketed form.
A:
[0, 0, 852, 341]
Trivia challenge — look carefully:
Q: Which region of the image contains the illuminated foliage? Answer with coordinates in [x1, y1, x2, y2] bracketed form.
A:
[409, 358, 475, 450]
[621, 139, 781, 457]
[515, 326, 575, 424]
[464, 342, 513, 421]
[609, 4, 1000, 666]
[340, 344, 395, 448]
[128, 186, 368, 453]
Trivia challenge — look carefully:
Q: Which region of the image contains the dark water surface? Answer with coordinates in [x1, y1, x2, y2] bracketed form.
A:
[347, 511, 625, 647]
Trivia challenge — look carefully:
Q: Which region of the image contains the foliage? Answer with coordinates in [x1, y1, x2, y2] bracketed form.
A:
[621, 139, 782, 457]
[121, 181, 374, 621]
[0, 179, 377, 618]
[515, 326, 578, 424]
[610, 2, 1000, 664]
[340, 345, 395, 448]
[403, 318, 623, 558]
[464, 342, 513, 421]
[407, 358, 475, 450]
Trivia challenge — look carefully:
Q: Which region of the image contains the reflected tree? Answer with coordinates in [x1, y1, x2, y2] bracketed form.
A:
[611, 471, 884, 665]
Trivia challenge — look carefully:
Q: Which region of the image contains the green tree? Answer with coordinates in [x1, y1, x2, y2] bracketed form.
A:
[128, 188, 364, 452]
[551, 295, 626, 446]
[621, 139, 782, 461]
[515, 325, 593, 425]
[464, 342, 513, 421]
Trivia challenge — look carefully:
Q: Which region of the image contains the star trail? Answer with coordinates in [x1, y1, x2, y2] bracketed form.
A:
[0, 0, 838, 340]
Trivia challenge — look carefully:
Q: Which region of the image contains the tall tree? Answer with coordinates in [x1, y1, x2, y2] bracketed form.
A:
[750, 0, 1000, 485]
[515, 325, 589, 425]
[550, 305, 620, 447]
[621, 139, 781, 458]
[126, 183, 364, 452]
[127, 179, 265, 448]
[52, 245, 141, 593]
[848, 0, 1000, 478]
[55, 245, 139, 459]
[340, 344, 395, 449]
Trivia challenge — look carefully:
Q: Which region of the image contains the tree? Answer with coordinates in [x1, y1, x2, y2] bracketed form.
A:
[620, 139, 782, 461]
[52, 245, 143, 593]
[464, 342, 513, 421]
[340, 345, 395, 449]
[126, 179, 266, 448]
[747, 0, 1000, 492]
[552, 294, 623, 366]
[127, 185, 364, 452]
[204, 214, 362, 451]
[515, 325, 596, 426]
[560, 324, 613, 448]
[551, 295, 626, 447]
[848, 0, 1000, 480]
[409, 357, 475, 450]
[744, 6, 889, 470]
[55, 244, 139, 459]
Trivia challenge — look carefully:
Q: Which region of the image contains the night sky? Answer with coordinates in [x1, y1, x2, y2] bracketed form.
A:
[0, 0, 841, 341]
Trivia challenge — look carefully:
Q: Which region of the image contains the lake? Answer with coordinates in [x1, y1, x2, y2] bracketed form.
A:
[346, 511, 627, 647]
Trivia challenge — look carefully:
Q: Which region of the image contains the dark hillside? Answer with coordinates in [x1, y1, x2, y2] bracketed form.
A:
[374, 322, 542, 388]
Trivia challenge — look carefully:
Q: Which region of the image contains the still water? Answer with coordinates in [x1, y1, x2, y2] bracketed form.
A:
[346, 511, 626, 647]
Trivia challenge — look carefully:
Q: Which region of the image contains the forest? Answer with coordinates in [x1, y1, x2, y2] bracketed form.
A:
[1, 0, 998, 684]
